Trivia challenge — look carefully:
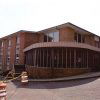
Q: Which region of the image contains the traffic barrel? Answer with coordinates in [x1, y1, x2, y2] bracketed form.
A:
[21, 72, 28, 84]
[0, 82, 7, 100]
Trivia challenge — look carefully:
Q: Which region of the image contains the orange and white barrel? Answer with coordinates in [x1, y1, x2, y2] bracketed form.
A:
[0, 82, 7, 100]
[21, 72, 28, 84]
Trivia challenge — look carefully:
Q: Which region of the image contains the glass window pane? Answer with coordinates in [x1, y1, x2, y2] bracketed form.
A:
[16, 36, 20, 44]
[44, 31, 59, 42]
[1, 42, 3, 47]
[8, 40, 11, 46]
[53, 31, 59, 42]
[44, 35, 48, 42]
[48, 32, 53, 42]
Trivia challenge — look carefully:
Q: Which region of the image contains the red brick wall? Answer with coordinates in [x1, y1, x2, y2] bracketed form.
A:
[18, 32, 25, 65]
[10, 35, 17, 66]
[2, 40, 8, 70]
[0, 31, 40, 70]
[19, 32, 40, 64]
[85, 35, 95, 46]
[26, 66, 90, 78]
[24, 32, 39, 48]
[0, 26, 99, 71]
[38, 33, 44, 42]
[59, 27, 75, 42]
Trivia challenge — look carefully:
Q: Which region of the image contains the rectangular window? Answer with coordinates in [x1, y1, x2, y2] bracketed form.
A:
[7, 51, 10, 55]
[8, 40, 11, 46]
[48, 32, 54, 42]
[16, 54, 19, 59]
[15, 54, 19, 64]
[16, 50, 19, 54]
[1, 42, 3, 47]
[7, 54, 10, 65]
[44, 31, 59, 42]
[16, 35, 20, 44]
[94, 37, 100, 48]
[53, 32, 59, 42]
[15, 35, 20, 64]
[78, 34, 81, 42]
[44, 35, 48, 42]
[74, 32, 85, 43]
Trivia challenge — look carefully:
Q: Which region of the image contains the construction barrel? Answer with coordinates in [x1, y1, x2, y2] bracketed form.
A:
[21, 72, 28, 84]
[0, 82, 7, 100]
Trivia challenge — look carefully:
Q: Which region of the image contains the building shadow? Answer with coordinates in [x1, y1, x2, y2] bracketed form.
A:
[12, 77, 99, 89]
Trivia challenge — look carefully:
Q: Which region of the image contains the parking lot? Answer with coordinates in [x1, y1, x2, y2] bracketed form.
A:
[7, 77, 100, 100]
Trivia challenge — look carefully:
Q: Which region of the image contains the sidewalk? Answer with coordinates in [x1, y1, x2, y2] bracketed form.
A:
[29, 72, 100, 82]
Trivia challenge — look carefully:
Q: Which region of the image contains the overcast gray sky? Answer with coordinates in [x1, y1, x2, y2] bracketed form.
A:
[0, 0, 100, 38]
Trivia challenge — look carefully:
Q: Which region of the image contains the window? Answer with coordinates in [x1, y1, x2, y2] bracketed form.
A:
[16, 54, 19, 59]
[7, 54, 10, 65]
[15, 54, 19, 64]
[94, 36, 100, 48]
[16, 45, 20, 49]
[15, 36, 20, 60]
[1, 42, 3, 47]
[16, 45, 20, 53]
[78, 34, 81, 42]
[8, 40, 11, 46]
[15, 34, 20, 64]
[7, 51, 10, 55]
[16, 35, 20, 44]
[44, 31, 59, 42]
[53, 32, 59, 42]
[74, 32, 85, 43]
[48, 32, 54, 42]
[44, 35, 48, 42]
[15, 59, 19, 64]
[7, 57, 10, 61]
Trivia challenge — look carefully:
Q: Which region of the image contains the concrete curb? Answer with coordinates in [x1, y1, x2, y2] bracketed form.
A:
[28, 72, 100, 82]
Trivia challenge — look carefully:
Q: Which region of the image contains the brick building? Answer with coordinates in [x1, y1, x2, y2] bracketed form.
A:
[0, 30, 38, 71]
[0, 22, 100, 78]
[24, 22, 100, 78]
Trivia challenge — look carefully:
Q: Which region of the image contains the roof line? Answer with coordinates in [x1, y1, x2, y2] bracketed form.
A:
[37, 22, 100, 37]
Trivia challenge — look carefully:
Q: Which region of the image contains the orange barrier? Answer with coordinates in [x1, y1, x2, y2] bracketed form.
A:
[21, 72, 28, 84]
[0, 82, 7, 100]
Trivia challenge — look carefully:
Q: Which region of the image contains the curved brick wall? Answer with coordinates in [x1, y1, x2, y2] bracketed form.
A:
[26, 65, 90, 78]
[24, 42, 100, 79]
